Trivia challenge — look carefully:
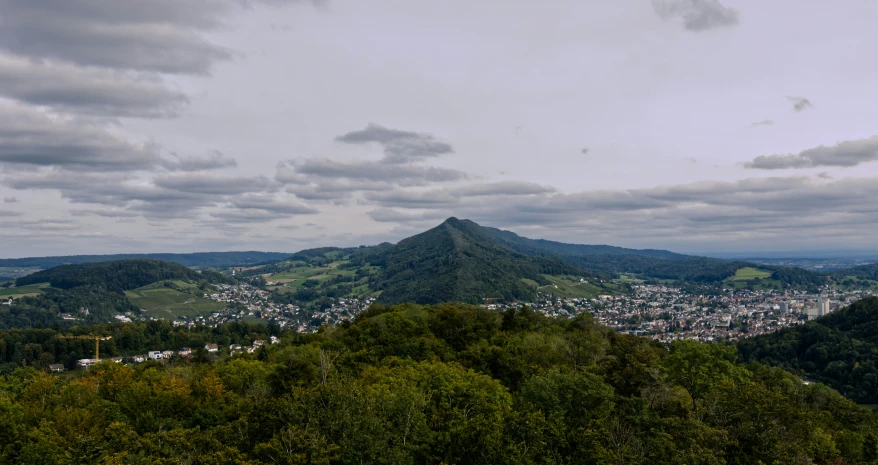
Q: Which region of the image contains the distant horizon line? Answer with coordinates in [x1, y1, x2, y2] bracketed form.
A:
[3, 248, 878, 262]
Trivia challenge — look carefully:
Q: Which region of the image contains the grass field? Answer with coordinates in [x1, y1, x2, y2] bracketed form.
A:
[730, 267, 773, 281]
[614, 274, 645, 284]
[0, 282, 51, 299]
[270, 261, 351, 284]
[525, 275, 606, 299]
[268, 261, 381, 299]
[125, 283, 225, 320]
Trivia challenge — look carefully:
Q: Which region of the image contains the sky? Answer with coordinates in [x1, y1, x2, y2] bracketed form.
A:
[1, 0, 877, 258]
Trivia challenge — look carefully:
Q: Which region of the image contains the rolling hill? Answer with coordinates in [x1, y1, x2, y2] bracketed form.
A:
[252, 218, 830, 308]
[370, 217, 581, 304]
[0, 251, 290, 271]
[366, 218, 826, 290]
[1, 260, 231, 329]
[738, 296, 878, 404]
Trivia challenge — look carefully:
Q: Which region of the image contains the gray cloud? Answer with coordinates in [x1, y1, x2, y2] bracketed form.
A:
[70, 208, 140, 218]
[0, 210, 21, 217]
[208, 209, 281, 223]
[457, 181, 555, 197]
[0, 217, 80, 231]
[164, 151, 238, 171]
[278, 156, 468, 199]
[0, 103, 164, 171]
[2, 196, 16, 203]
[360, 176, 878, 249]
[751, 120, 774, 126]
[335, 123, 454, 164]
[0, 54, 189, 117]
[277, 124, 465, 197]
[291, 158, 466, 184]
[2, 169, 216, 218]
[786, 96, 813, 112]
[153, 173, 270, 195]
[581, 148, 590, 155]
[367, 208, 449, 224]
[0, 0, 232, 75]
[652, 0, 740, 31]
[745, 135, 878, 169]
[285, 179, 392, 201]
[230, 194, 319, 215]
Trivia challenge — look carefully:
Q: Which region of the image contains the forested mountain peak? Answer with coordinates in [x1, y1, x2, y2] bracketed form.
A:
[372, 219, 580, 305]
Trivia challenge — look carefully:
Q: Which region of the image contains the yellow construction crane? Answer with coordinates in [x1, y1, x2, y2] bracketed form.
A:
[57, 335, 112, 362]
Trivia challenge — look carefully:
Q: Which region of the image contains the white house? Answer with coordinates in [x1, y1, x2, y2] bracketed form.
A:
[148, 351, 163, 360]
[205, 344, 218, 353]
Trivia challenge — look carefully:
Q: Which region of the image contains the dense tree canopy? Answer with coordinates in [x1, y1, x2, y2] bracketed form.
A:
[738, 296, 878, 404]
[2, 303, 876, 464]
[16, 259, 226, 292]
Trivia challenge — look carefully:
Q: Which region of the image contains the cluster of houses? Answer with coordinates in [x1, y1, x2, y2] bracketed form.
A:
[72, 336, 280, 370]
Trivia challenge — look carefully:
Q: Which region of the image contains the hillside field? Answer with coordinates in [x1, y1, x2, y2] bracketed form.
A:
[125, 282, 225, 320]
[521, 275, 610, 299]
[0, 282, 51, 299]
[730, 267, 773, 281]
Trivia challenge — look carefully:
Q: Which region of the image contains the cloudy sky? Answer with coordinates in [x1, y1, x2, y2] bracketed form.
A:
[1, 0, 877, 258]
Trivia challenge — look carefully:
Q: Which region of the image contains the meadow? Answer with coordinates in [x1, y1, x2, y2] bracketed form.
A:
[520, 275, 608, 299]
[0, 282, 51, 299]
[730, 267, 773, 281]
[125, 282, 225, 319]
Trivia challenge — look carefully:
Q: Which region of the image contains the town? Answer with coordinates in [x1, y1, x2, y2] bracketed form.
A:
[117, 280, 878, 345]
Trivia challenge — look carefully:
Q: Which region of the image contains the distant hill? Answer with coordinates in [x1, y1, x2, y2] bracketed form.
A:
[738, 296, 878, 404]
[252, 218, 828, 308]
[832, 263, 878, 281]
[1, 260, 231, 329]
[365, 218, 825, 288]
[371, 218, 580, 305]
[15, 259, 225, 292]
[0, 251, 290, 270]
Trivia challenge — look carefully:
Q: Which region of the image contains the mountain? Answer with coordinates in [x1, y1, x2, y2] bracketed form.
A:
[253, 218, 828, 309]
[738, 296, 878, 404]
[0, 251, 290, 270]
[372, 218, 580, 304]
[368, 218, 825, 289]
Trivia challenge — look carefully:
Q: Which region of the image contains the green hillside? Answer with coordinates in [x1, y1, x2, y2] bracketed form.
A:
[738, 296, 878, 404]
[2, 260, 231, 329]
[372, 218, 581, 304]
[0, 282, 51, 299]
[125, 281, 226, 320]
[247, 218, 831, 309]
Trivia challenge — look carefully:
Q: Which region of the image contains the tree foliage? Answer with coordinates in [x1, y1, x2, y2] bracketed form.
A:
[739, 296, 878, 404]
[1, 303, 876, 464]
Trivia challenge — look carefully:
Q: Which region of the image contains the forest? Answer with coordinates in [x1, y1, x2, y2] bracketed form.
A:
[1, 303, 877, 464]
[738, 296, 878, 404]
